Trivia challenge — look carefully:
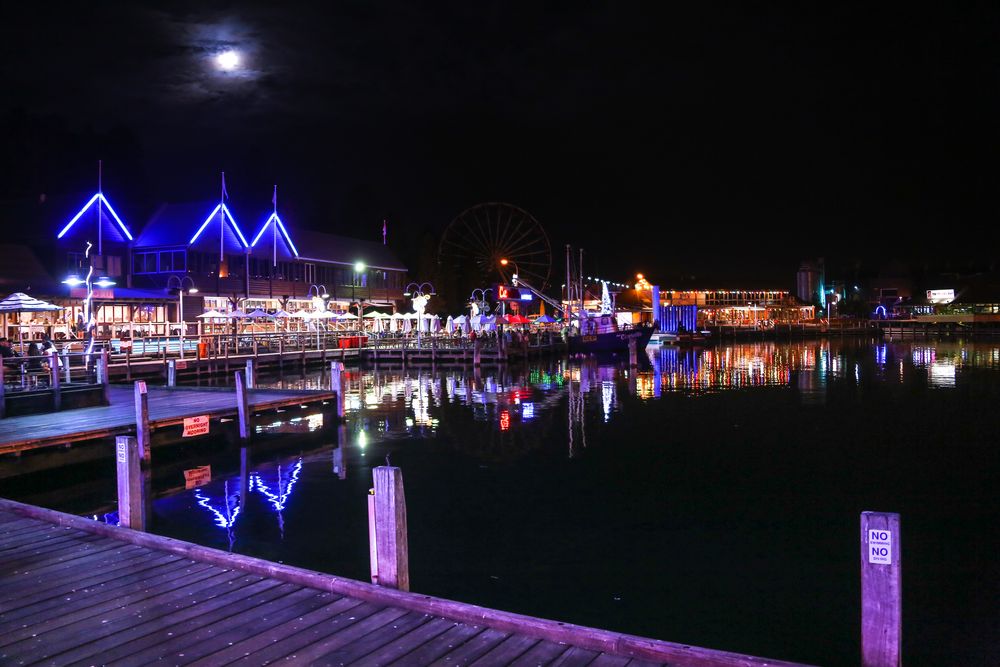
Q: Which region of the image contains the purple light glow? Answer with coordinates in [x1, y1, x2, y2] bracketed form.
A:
[56, 193, 134, 241]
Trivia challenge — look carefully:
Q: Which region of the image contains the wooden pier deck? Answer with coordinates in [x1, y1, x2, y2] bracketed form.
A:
[0, 384, 335, 456]
[0, 498, 811, 666]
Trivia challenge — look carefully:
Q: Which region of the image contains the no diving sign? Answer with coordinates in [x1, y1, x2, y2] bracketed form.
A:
[868, 529, 892, 565]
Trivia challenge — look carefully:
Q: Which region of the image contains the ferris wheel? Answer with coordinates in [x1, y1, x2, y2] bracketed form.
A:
[437, 202, 552, 291]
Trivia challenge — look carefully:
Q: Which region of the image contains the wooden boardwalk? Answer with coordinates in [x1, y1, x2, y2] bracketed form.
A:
[0, 385, 335, 456]
[0, 498, 812, 667]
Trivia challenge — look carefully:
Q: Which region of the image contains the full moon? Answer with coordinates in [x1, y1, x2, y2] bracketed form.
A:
[216, 50, 240, 71]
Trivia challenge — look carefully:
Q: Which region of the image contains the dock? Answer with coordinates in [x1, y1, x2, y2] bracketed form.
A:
[0, 384, 334, 456]
[0, 497, 812, 666]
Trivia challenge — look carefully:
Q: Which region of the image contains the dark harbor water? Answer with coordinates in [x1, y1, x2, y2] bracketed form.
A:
[6, 339, 999, 666]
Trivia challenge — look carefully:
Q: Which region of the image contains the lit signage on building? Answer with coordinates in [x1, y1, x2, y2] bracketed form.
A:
[926, 289, 955, 304]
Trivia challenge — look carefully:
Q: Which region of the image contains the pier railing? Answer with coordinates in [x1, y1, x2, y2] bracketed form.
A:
[0, 349, 110, 418]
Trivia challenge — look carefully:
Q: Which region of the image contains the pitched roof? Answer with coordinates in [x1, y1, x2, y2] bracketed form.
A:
[135, 201, 249, 252]
[295, 229, 406, 271]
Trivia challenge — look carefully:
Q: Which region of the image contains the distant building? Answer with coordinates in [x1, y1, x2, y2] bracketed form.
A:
[796, 258, 825, 306]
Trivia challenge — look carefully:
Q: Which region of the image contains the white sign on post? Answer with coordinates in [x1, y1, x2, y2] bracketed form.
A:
[116, 440, 128, 463]
[868, 529, 892, 565]
[182, 415, 210, 438]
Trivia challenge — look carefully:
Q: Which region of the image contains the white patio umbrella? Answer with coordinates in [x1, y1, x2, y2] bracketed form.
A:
[0, 293, 63, 353]
[246, 309, 271, 319]
[228, 309, 248, 318]
[196, 309, 226, 319]
[403, 317, 412, 334]
[445, 315, 454, 334]
[430, 315, 441, 333]
[273, 309, 293, 318]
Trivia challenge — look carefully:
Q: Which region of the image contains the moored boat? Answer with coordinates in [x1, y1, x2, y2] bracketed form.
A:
[567, 314, 654, 354]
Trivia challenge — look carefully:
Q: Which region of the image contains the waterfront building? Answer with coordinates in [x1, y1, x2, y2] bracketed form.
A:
[615, 285, 815, 331]
[0, 189, 407, 341]
[795, 258, 825, 307]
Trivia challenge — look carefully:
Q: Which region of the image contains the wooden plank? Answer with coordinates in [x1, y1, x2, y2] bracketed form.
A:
[244, 605, 409, 665]
[11, 573, 272, 663]
[429, 627, 512, 666]
[0, 553, 190, 616]
[0, 544, 148, 599]
[310, 610, 433, 666]
[0, 563, 238, 651]
[348, 616, 457, 667]
[0, 530, 106, 561]
[383, 621, 485, 666]
[861, 511, 901, 667]
[469, 634, 542, 665]
[509, 639, 575, 666]
[183, 595, 365, 666]
[0, 500, 817, 667]
[550, 645, 602, 666]
[0, 555, 196, 627]
[589, 655, 633, 667]
[85, 583, 320, 665]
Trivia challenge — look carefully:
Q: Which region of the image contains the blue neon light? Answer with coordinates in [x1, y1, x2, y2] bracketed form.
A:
[251, 458, 303, 511]
[189, 203, 249, 247]
[56, 193, 134, 241]
[250, 212, 299, 257]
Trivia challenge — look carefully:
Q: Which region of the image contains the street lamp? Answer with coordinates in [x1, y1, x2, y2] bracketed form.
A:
[499, 258, 520, 286]
[469, 288, 492, 316]
[307, 284, 329, 347]
[403, 281, 436, 347]
[352, 261, 366, 323]
[167, 275, 197, 359]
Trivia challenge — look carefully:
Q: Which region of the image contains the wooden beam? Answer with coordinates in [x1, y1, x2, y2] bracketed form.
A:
[245, 359, 255, 389]
[167, 359, 176, 387]
[329, 361, 344, 418]
[861, 511, 901, 667]
[115, 435, 145, 530]
[373, 465, 409, 591]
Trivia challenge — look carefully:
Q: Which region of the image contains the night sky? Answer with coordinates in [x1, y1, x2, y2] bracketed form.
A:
[2, 2, 998, 287]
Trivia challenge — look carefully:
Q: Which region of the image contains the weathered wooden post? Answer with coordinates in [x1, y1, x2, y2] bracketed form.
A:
[116, 435, 146, 530]
[134, 380, 151, 462]
[861, 511, 901, 667]
[125, 347, 131, 381]
[49, 350, 61, 411]
[235, 370, 251, 446]
[628, 338, 638, 368]
[98, 349, 110, 404]
[167, 359, 176, 387]
[370, 465, 409, 590]
[329, 360, 345, 419]
[278, 338, 284, 371]
[245, 359, 255, 389]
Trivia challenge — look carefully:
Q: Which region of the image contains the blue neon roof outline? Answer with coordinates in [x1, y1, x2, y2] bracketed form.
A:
[250, 212, 299, 257]
[56, 193, 135, 241]
[189, 203, 249, 247]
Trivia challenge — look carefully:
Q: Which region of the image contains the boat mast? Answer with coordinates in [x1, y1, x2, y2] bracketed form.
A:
[578, 247, 584, 321]
[565, 244, 573, 325]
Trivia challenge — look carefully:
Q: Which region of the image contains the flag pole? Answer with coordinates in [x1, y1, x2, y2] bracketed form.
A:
[273, 185, 277, 267]
[97, 159, 103, 256]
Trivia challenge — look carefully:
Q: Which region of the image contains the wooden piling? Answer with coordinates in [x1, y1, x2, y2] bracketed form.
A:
[473, 339, 482, 367]
[861, 511, 901, 667]
[235, 371, 251, 444]
[133, 380, 150, 462]
[115, 435, 146, 530]
[61, 348, 70, 384]
[125, 347, 131, 381]
[372, 465, 409, 591]
[367, 489, 378, 584]
[99, 350, 110, 404]
[330, 361, 345, 419]
[245, 359, 255, 389]
[167, 359, 176, 387]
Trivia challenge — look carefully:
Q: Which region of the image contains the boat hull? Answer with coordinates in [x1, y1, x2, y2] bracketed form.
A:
[567, 326, 654, 355]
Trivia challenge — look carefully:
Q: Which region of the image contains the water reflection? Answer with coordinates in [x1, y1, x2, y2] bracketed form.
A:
[237, 340, 1000, 464]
